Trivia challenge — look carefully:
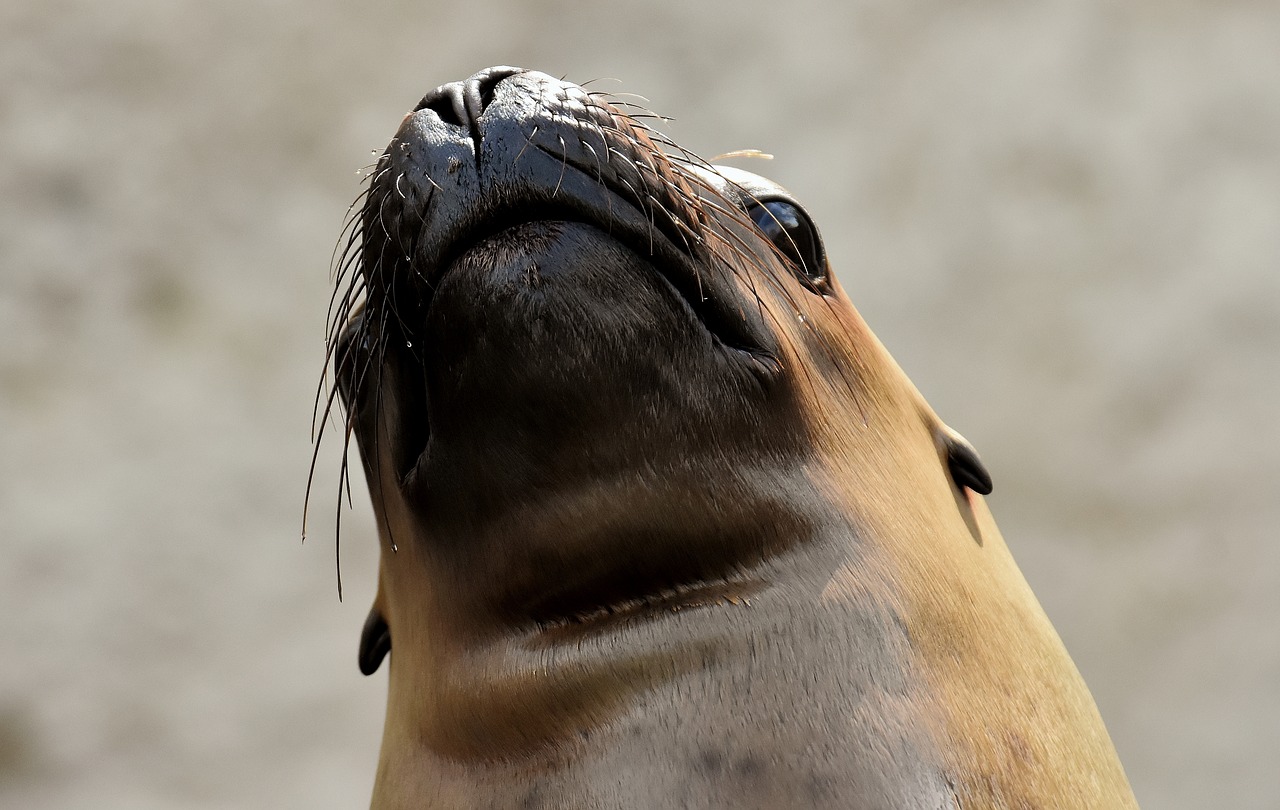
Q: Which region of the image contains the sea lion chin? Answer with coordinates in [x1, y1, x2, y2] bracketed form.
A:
[319, 66, 1138, 809]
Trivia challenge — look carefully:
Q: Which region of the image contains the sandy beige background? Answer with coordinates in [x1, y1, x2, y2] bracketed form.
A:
[3, 1, 1276, 807]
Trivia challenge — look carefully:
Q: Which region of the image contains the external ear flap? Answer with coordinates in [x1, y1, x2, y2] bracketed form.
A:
[940, 428, 993, 495]
[359, 606, 392, 676]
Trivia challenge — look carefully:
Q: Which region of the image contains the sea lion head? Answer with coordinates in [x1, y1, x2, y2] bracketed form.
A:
[327, 64, 984, 638]
[314, 67, 1132, 808]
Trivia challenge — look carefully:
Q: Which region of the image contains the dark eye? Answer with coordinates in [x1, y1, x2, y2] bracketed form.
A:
[747, 200, 827, 291]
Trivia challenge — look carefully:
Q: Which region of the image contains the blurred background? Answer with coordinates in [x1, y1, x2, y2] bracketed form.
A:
[2, 1, 1276, 807]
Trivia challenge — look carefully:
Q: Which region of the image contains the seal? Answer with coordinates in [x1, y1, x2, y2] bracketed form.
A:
[318, 66, 1138, 809]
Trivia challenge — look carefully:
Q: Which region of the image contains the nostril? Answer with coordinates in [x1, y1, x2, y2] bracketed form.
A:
[417, 90, 466, 126]
[459, 66, 523, 134]
[478, 78, 499, 110]
[471, 65, 521, 111]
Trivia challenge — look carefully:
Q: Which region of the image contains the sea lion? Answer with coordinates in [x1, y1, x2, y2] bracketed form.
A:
[319, 66, 1138, 809]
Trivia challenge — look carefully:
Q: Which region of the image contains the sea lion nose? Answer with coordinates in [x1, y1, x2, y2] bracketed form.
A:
[413, 65, 525, 140]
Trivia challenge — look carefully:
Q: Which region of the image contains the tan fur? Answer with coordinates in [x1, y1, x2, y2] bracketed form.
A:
[797, 276, 1137, 808]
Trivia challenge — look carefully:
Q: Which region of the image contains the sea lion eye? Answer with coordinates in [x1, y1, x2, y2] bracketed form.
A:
[747, 200, 827, 291]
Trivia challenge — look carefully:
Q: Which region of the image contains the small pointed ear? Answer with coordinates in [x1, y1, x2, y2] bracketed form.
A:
[358, 606, 391, 676]
[938, 427, 993, 495]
